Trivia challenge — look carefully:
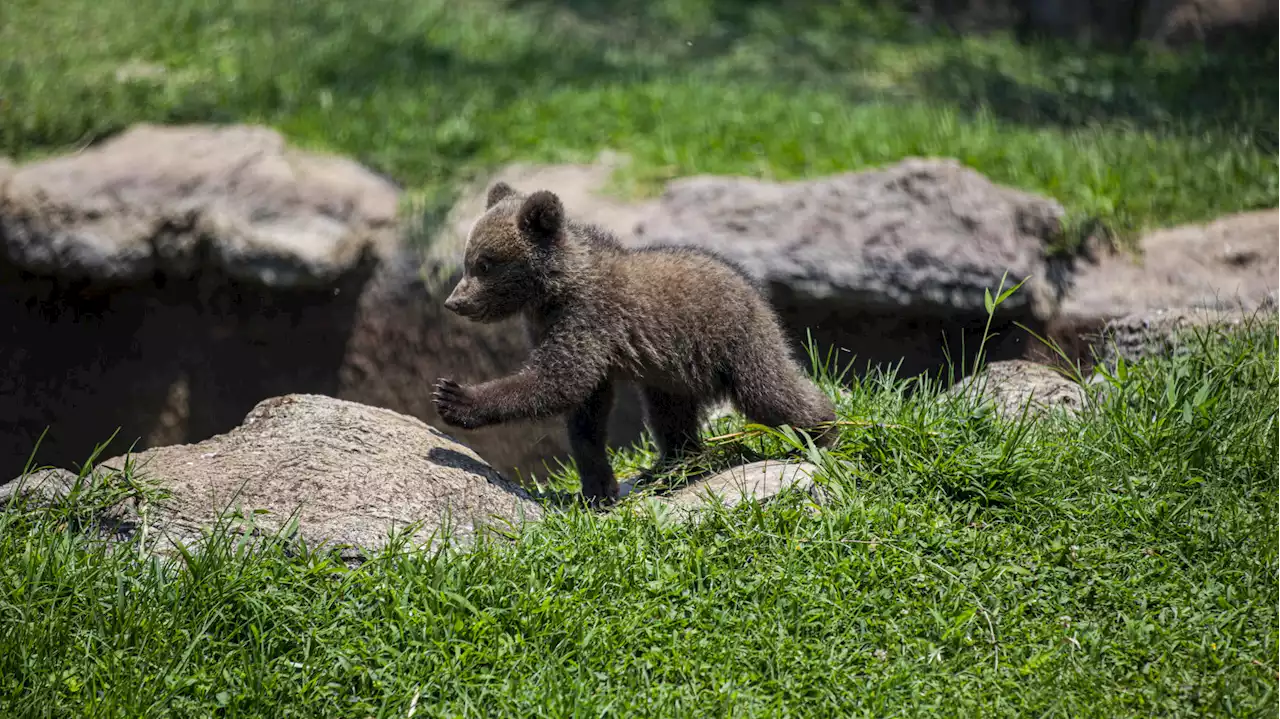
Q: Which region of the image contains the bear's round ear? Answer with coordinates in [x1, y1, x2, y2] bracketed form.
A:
[486, 181, 516, 209]
[517, 190, 564, 246]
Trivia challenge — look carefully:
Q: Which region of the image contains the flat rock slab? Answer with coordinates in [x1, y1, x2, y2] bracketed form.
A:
[4, 394, 542, 559]
[950, 359, 1086, 419]
[1060, 209, 1278, 323]
[631, 157, 1064, 318]
[1, 123, 401, 287]
[621, 460, 821, 514]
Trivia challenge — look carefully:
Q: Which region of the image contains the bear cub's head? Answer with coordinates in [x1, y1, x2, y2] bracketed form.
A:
[444, 181, 568, 323]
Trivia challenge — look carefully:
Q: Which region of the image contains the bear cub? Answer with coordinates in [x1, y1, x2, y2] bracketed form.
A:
[433, 181, 837, 503]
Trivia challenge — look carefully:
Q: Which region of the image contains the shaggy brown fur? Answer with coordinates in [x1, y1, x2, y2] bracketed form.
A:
[433, 182, 836, 503]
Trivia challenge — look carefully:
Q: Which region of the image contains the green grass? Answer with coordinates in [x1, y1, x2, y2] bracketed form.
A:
[2, 309, 1276, 717]
[1, 0, 1276, 246]
[2, 4, 1277, 714]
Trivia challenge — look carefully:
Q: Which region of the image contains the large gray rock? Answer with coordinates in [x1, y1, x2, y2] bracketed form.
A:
[1045, 209, 1278, 369]
[3, 394, 543, 559]
[632, 157, 1065, 378]
[1061, 209, 1277, 321]
[0, 123, 399, 287]
[634, 157, 1061, 317]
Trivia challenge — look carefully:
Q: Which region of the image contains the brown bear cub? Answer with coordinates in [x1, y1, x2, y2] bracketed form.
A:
[433, 182, 837, 503]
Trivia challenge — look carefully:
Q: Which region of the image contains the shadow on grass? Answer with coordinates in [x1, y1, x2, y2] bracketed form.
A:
[0, 1, 831, 139]
[508, 0, 921, 52]
[6, 0, 1273, 160]
[914, 34, 1278, 148]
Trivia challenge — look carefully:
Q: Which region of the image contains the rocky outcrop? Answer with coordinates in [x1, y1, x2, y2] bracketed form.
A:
[1, 124, 389, 476]
[1, 394, 543, 559]
[2, 125, 1270, 484]
[631, 157, 1065, 378]
[1045, 209, 1277, 369]
[1063, 210, 1276, 320]
[429, 156, 1276, 385]
[0, 123, 399, 286]
[0, 125, 645, 481]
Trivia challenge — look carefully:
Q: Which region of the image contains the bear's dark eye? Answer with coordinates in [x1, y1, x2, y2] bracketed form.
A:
[474, 257, 493, 276]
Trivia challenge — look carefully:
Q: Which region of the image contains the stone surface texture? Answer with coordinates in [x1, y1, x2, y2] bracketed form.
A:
[950, 359, 1086, 418]
[632, 157, 1065, 377]
[5, 394, 543, 559]
[621, 460, 821, 513]
[1, 123, 399, 287]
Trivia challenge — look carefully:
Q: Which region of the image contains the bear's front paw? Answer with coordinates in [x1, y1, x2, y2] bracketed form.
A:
[432, 378, 484, 429]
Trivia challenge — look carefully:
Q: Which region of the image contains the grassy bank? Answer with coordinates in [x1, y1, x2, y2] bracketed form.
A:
[2, 315, 1276, 717]
[1, 0, 1276, 245]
